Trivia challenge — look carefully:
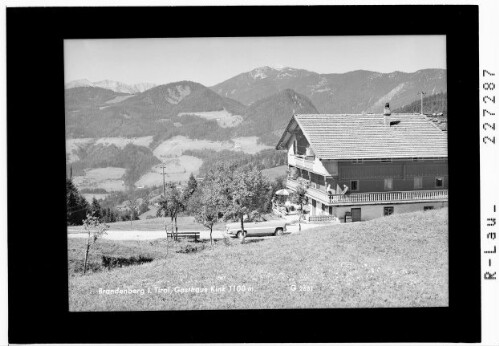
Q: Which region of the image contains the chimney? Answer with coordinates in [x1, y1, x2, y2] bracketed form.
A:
[383, 102, 391, 126]
[383, 102, 391, 115]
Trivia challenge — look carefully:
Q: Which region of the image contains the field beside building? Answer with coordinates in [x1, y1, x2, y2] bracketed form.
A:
[69, 208, 448, 311]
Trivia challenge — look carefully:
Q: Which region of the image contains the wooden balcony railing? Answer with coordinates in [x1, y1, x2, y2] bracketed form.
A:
[293, 155, 315, 170]
[328, 189, 448, 204]
[286, 179, 448, 205]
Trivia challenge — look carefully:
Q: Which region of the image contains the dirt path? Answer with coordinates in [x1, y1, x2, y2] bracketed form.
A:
[67, 223, 325, 241]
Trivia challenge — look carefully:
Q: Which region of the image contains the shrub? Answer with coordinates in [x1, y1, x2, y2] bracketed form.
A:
[101, 255, 153, 270]
[176, 244, 206, 254]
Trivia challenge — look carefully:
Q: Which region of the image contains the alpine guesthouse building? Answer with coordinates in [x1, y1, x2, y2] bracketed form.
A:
[275, 104, 448, 222]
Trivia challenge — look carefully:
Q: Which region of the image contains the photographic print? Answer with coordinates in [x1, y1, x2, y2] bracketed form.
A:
[65, 35, 448, 311]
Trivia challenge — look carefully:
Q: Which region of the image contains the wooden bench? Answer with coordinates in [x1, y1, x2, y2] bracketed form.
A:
[166, 231, 200, 242]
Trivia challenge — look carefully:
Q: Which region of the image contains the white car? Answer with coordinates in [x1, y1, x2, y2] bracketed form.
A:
[225, 215, 288, 238]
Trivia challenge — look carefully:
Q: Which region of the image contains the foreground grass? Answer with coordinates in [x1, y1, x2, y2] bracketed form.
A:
[69, 208, 448, 310]
[68, 237, 219, 275]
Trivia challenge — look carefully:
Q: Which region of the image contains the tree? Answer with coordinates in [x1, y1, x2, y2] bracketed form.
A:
[157, 183, 186, 240]
[188, 183, 220, 247]
[90, 197, 102, 219]
[122, 198, 140, 227]
[182, 173, 198, 212]
[66, 178, 89, 225]
[138, 199, 149, 215]
[102, 207, 118, 223]
[291, 185, 308, 232]
[185, 173, 198, 197]
[216, 165, 270, 243]
[82, 214, 109, 274]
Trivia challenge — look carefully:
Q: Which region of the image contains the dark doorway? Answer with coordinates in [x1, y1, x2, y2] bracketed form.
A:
[351, 208, 361, 222]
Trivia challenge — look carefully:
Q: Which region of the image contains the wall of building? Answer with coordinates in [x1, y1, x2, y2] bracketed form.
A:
[308, 198, 335, 216]
[288, 135, 296, 157]
[335, 159, 448, 192]
[332, 201, 448, 222]
[322, 160, 338, 176]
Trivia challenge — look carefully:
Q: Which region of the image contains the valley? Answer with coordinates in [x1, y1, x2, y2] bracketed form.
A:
[67, 135, 274, 193]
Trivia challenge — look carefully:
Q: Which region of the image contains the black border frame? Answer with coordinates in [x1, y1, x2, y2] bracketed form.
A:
[7, 5, 481, 343]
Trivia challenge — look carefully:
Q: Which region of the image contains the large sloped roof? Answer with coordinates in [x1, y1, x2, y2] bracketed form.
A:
[276, 113, 447, 160]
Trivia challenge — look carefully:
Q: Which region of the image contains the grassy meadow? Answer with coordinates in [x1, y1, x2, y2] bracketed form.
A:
[69, 208, 448, 311]
[261, 165, 287, 181]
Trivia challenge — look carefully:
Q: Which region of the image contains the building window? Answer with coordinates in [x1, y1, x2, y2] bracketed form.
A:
[322, 203, 326, 212]
[384, 178, 393, 190]
[352, 159, 363, 164]
[384, 206, 394, 216]
[414, 176, 423, 189]
[329, 206, 333, 215]
[435, 177, 444, 188]
[424, 206, 434, 211]
[350, 180, 359, 191]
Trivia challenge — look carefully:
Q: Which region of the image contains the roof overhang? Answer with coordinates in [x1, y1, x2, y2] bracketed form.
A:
[275, 114, 322, 159]
[275, 115, 299, 150]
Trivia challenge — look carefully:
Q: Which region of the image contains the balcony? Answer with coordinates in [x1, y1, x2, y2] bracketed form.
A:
[290, 154, 315, 170]
[328, 189, 448, 205]
[286, 179, 448, 206]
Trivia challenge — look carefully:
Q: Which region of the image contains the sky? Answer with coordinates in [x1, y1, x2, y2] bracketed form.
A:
[64, 36, 446, 86]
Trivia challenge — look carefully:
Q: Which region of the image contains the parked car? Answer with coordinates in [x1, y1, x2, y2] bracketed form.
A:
[225, 215, 287, 238]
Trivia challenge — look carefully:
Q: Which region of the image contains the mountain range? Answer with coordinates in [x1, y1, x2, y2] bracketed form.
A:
[65, 81, 318, 146]
[65, 66, 447, 145]
[211, 66, 446, 113]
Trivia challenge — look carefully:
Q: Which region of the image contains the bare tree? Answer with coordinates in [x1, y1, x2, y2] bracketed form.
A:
[188, 184, 220, 247]
[157, 183, 185, 240]
[82, 213, 109, 274]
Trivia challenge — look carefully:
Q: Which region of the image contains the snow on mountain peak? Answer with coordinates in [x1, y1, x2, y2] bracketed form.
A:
[268, 64, 286, 70]
[65, 79, 157, 94]
[248, 65, 297, 80]
[65, 79, 93, 88]
[250, 67, 270, 80]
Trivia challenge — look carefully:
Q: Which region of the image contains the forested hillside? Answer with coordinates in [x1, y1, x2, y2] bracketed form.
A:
[69, 143, 160, 188]
[393, 92, 447, 115]
[183, 149, 287, 176]
[237, 89, 318, 145]
[65, 87, 129, 110]
[65, 81, 247, 139]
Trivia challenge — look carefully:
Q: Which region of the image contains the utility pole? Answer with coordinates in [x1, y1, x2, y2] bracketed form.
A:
[160, 163, 167, 197]
[417, 91, 426, 115]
